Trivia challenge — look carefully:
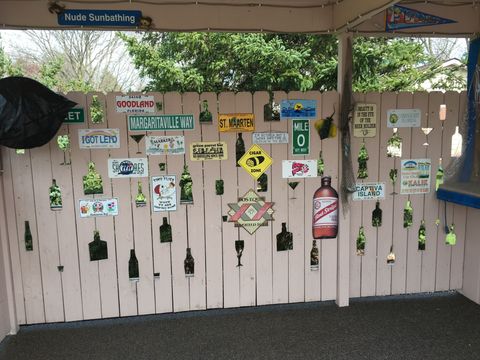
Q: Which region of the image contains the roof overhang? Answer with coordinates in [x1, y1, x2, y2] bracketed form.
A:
[0, 0, 477, 36]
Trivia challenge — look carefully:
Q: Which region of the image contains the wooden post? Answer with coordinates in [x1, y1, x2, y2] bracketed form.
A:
[336, 32, 353, 307]
[0, 147, 19, 336]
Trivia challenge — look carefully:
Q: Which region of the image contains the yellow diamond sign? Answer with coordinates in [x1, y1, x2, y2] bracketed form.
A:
[237, 144, 272, 180]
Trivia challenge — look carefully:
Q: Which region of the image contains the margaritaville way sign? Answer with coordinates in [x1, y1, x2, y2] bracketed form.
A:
[128, 115, 195, 131]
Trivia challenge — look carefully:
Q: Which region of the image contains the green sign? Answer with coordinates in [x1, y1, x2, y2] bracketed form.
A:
[128, 115, 195, 131]
[64, 108, 85, 123]
[292, 119, 310, 155]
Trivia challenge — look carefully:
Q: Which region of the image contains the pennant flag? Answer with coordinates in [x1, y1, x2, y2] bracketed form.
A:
[386, 5, 456, 31]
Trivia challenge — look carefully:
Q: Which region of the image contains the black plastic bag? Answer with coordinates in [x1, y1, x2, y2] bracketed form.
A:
[0, 77, 77, 149]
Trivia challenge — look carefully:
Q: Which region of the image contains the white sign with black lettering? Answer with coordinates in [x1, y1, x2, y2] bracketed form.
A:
[353, 182, 386, 201]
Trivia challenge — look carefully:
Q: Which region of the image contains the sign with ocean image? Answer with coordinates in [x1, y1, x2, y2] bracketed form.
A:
[280, 100, 317, 120]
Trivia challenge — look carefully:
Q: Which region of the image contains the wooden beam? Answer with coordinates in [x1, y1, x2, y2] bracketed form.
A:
[333, 0, 400, 32]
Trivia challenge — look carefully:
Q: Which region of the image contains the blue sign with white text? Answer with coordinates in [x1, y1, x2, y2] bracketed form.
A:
[58, 10, 142, 27]
[280, 100, 317, 120]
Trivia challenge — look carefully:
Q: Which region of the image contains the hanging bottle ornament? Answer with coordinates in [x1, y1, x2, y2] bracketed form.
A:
[387, 245, 396, 265]
[312, 176, 338, 239]
[389, 168, 398, 195]
[357, 142, 369, 179]
[49, 179, 62, 210]
[236, 133, 245, 167]
[446, 224, 457, 245]
[160, 217, 172, 243]
[235, 240, 245, 267]
[418, 220, 426, 251]
[276, 222, 293, 251]
[372, 201, 382, 227]
[356, 226, 366, 256]
[135, 181, 147, 207]
[90, 95, 104, 124]
[403, 200, 413, 228]
[257, 173, 268, 192]
[199, 100, 213, 123]
[179, 164, 193, 204]
[451, 126, 463, 158]
[184, 248, 195, 276]
[387, 128, 402, 157]
[317, 150, 325, 177]
[57, 135, 71, 165]
[215, 179, 224, 195]
[128, 249, 139, 280]
[435, 158, 444, 191]
[24, 221, 33, 251]
[89, 230, 108, 261]
[314, 110, 337, 140]
[83, 161, 103, 195]
[310, 240, 319, 271]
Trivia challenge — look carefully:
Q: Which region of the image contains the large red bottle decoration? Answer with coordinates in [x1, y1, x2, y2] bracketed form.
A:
[312, 176, 338, 239]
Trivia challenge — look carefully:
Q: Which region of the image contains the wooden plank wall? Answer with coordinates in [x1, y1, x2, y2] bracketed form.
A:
[0, 91, 469, 325]
[0, 91, 339, 325]
[349, 91, 469, 298]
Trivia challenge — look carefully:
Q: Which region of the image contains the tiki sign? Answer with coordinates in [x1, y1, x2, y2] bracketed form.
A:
[228, 189, 275, 235]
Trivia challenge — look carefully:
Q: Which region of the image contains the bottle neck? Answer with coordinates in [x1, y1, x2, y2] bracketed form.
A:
[321, 177, 331, 187]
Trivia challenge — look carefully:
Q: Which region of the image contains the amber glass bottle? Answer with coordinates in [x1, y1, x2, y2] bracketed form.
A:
[312, 176, 338, 239]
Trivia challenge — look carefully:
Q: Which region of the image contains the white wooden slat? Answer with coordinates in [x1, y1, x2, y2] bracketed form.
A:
[218, 92, 241, 308]
[271, 91, 289, 304]
[360, 92, 381, 297]
[148, 92, 174, 314]
[320, 91, 339, 301]
[420, 92, 444, 293]
[106, 92, 138, 317]
[88, 93, 120, 319]
[183, 92, 207, 311]
[235, 92, 257, 307]
[349, 92, 365, 298]
[30, 142, 64, 323]
[1, 147, 27, 324]
[199, 92, 224, 310]
[375, 92, 397, 296]
[164, 92, 190, 312]
[253, 91, 273, 307]
[391, 92, 414, 295]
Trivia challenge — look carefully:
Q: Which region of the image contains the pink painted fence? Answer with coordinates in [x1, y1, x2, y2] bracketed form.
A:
[0, 91, 469, 325]
[0, 91, 339, 325]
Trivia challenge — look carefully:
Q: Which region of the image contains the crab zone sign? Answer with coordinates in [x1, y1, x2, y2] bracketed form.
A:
[108, 158, 148, 178]
[115, 95, 155, 113]
[228, 189, 275, 235]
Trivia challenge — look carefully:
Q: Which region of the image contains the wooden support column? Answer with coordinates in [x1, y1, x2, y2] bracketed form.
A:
[0, 148, 19, 337]
[336, 32, 353, 307]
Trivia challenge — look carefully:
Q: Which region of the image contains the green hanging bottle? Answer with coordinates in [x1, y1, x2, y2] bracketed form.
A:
[129, 249, 139, 280]
[403, 200, 413, 228]
[436, 158, 444, 191]
[356, 226, 366, 256]
[357, 142, 369, 179]
[25, 221, 33, 251]
[418, 220, 426, 251]
[236, 133, 245, 167]
[184, 248, 195, 277]
[160, 217, 172, 243]
[446, 224, 457, 246]
[372, 201, 382, 227]
[89, 230, 108, 261]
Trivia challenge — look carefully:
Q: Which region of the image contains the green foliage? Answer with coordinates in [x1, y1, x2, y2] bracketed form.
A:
[90, 95, 104, 124]
[418, 220, 426, 250]
[120, 32, 464, 93]
[83, 162, 103, 195]
[403, 200, 413, 228]
[356, 226, 366, 256]
[357, 142, 369, 179]
[0, 39, 23, 78]
[49, 179, 62, 208]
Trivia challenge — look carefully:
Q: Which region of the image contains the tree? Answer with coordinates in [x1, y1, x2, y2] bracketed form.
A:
[6, 30, 143, 92]
[120, 32, 466, 93]
[0, 35, 23, 78]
